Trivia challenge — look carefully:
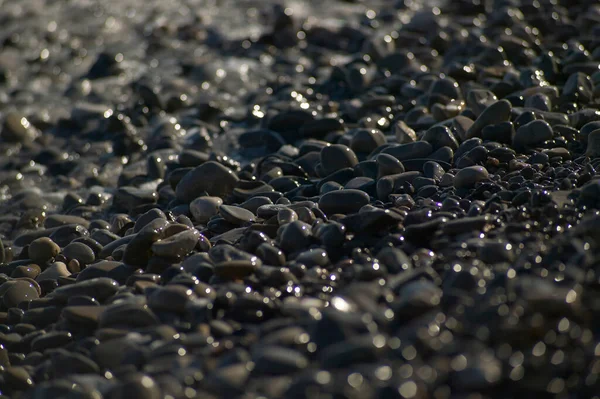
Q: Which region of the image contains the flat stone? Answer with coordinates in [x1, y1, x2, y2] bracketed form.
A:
[151, 228, 201, 258]
[219, 205, 256, 225]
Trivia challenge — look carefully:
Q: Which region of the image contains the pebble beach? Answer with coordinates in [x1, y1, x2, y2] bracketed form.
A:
[1, 0, 600, 398]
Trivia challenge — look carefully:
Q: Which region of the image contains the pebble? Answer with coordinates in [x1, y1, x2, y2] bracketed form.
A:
[28, 237, 60, 266]
[0, 1, 599, 398]
[318, 189, 370, 215]
[453, 166, 490, 189]
[1, 280, 40, 309]
[513, 119, 554, 150]
[219, 204, 256, 225]
[466, 99, 512, 139]
[175, 161, 239, 202]
[189, 196, 223, 223]
[586, 129, 600, 157]
[151, 228, 201, 258]
[319, 144, 359, 176]
[62, 242, 96, 265]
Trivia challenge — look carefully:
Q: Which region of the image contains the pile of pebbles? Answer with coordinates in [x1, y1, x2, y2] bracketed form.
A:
[2, 0, 600, 397]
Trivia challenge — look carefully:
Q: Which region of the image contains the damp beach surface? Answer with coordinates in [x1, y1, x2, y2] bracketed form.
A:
[1, 0, 600, 398]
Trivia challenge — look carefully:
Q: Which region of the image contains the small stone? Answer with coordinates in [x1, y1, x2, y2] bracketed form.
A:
[62, 242, 96, 265]
[190, 196, 223, 224]
[1, 280, 40, 308]
[36, 261, 71, 282]
[318, 189, 370, 215]
[151, 228, 201, 258]
[28, 237, 60, 266]
[454, 166, 489, 189]
[219, 205, 256, 225]
[513, 119, 553, 150]
[466, 99, 512, 139]
[376, 153, 405, 178]
[586, 129, 600, 157]
[214, 260, 261, 280]
[319, 144, 359, 176]
[176, 161, 239, 202]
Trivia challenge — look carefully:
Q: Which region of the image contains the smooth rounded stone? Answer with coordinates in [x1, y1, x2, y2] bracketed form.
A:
[466, 99, 512, 139]
[295, 248, 330, 267]
[62, 306, 106, 327]
[319, 181, 343, 194]
[579, 121, 600, 144]
[452, 115, 475, 141]
[175, 161, 239, 202]
[466, 89, 497, 116]
[113, 187, 158, 212]
[344, 177, 373, 190]
[1, 113, 39, 144]
[256, 243, 286, 266]
[133, 208, 167, 233]
[67, 295, 100, 307]
[11, 264, 41, 279]
[513, 119, 553, 150]
[349, 128, 386, 154]
[28, 237, 60, 266]
[251, 346, 309, 375]
[381, 141, 433, 161]
[90, 229, 120, 247]
[219, 205, 255, 225]
[376, 153, 405, 178]
[277, 221, 313, 254]
[277, 209, 298, 225]
[423, 161, 445, 182]
[376, 171, 421, 201]
[421, 125, 459, 150]
[586, 129, 600, 157]
[22, 306, 62, 327]
[429, 146, 454, 164]
[481, 121, 515, 144]
[391, 280, 442, 319]
[453, 166, 489, 189]
[1, 280, 40, 308]
[189, 196, 223, 224]
[44, 214, 91, 229]
[107, 374, 162, 399]
[36, 261, 70, 282]
[239, 196, 273, 214]
[51, 277, 119, 303]
[30, 330, 72, 352]
[147, 284, 196, 313]
[318, 189, 370, 215]
[151, 228, 201, 258]
[122, 218, 169, 266]
[62, 242, 95, 265]
[2, 366, 34, 391]
[442, 215, 494, 236]
[214, 260, 261, 280]
[319, 144, 359, 176]
[257, 204, 292, 219]
[48, 224, 89, 248]
[390, 120, 416, 144]
[376, 247, 412, 273]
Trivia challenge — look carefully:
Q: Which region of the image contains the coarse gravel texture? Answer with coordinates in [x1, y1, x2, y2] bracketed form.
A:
[1, 0, 600, 398]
